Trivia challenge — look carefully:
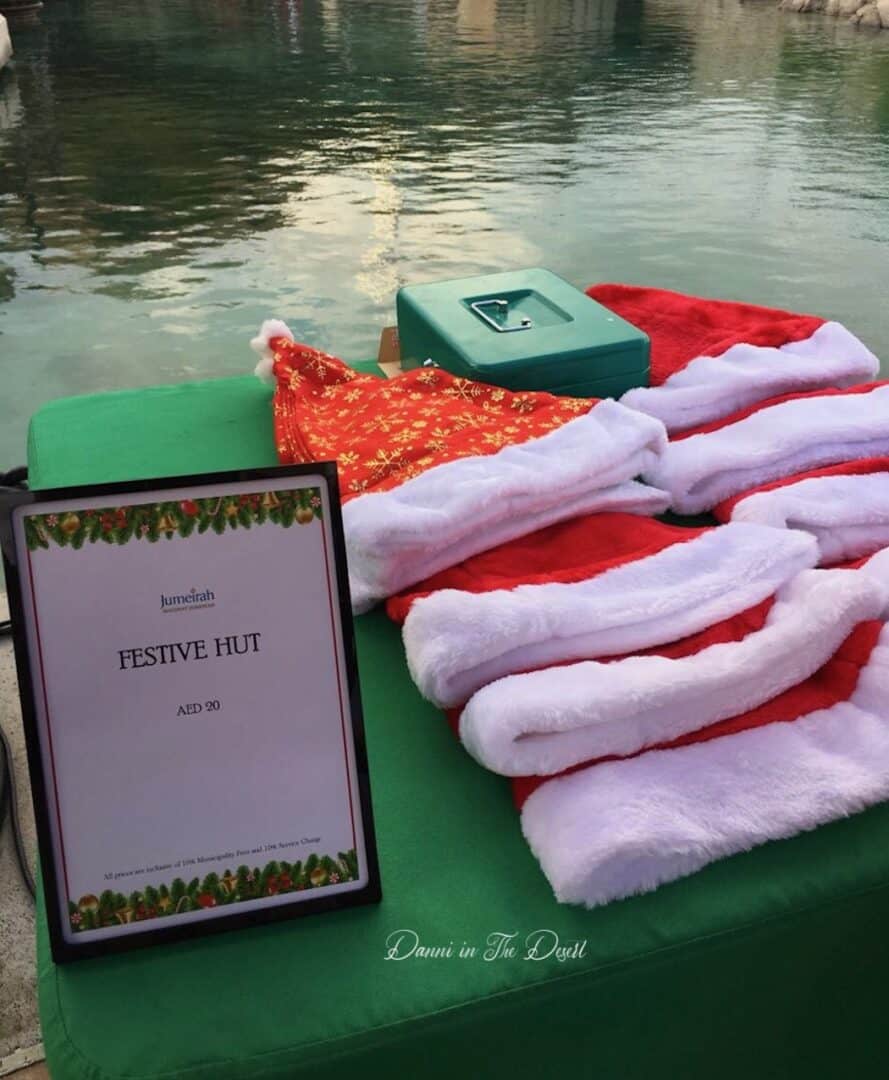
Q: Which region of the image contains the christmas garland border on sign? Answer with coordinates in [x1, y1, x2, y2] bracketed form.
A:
[24, 488, 323, 551]
[68, 850, 360, 932]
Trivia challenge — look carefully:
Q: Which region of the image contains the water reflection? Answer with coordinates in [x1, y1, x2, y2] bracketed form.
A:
[0, 0, 887, 469]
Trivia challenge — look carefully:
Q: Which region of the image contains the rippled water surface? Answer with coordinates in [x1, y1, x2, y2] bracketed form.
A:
[1, 0, 888, 468]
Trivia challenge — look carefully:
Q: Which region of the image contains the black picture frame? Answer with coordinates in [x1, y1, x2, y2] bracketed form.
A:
[0, 463, 381, 963]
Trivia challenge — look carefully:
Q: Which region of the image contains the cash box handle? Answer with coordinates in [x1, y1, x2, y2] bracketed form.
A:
[470, 299, 533, 334]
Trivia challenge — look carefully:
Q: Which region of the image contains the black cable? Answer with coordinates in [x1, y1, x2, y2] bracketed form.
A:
[1, 465, 35, 899]
[0, 696, 8, 871]
[1, 466, 28, 489]
[0, 719, 36, 899]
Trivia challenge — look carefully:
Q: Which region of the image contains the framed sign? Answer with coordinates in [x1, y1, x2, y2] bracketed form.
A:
[0, 464, 380, 963]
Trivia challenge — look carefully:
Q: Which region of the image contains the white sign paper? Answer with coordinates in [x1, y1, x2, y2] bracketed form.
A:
[13, 475, 369, 946]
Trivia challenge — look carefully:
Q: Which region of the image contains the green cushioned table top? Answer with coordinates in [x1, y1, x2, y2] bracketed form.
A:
[28, 374, 889, 1080]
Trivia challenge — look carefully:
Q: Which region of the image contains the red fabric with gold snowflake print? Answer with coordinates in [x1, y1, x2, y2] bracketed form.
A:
[264, 336, 593, 500]
[253, 319, 669, 612]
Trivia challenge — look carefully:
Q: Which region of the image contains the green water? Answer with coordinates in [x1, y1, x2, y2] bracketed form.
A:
[1, 0, 888, 470]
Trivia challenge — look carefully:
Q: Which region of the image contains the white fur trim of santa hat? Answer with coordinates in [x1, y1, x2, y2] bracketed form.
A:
[645, 384, 889, 515]
[621, 321, 878, 434]
[403, 523, 819, 709]
[344, 401, 669, 614]
[730, 472, 889, 567]
[459, 564, 885, 777]
[521, 616, 889, 909]
[861, 546, 889, 618]
[250, 319, 294, 383]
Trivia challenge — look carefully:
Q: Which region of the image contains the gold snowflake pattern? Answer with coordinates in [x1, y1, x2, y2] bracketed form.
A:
[269, 335, 592, 501]
[365, 448, 411, 480]
[482, 431, 511, 448]
[444, 378, 485, 403]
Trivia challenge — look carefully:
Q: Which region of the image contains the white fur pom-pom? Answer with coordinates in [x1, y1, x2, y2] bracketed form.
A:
[250, 319, 294, 383]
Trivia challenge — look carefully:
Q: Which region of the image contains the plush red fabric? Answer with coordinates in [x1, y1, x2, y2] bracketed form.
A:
[671, 382, 884, 441]
[265, 336, 594, 500]
[511, 618, 884, 810]
[385, 513, 709, 624]
[713, 456, 889, 523]
[585, 284, 825, 387]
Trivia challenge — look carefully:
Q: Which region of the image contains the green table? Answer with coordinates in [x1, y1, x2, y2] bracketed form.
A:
[30, 374, 889, 1080]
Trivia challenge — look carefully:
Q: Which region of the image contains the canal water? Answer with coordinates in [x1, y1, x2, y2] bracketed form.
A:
[1, 0, 888, 470]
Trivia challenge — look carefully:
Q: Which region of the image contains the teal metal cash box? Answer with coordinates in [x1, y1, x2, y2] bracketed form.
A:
[397, 268, 649, 398]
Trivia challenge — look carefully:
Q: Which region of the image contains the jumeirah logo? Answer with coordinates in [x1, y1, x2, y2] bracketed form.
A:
[160, 587, 216, 614]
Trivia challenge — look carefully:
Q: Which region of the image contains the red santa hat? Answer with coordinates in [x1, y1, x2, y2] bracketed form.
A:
[521, 609, 889, 907]
[400, 518, 819, 708]
[251, 322, 669, 612]
[498, 547, 889, 907]
[710, 458, 889, 567]
[457, 564, 884, 777]
[408, 547, 889, 907]
[386, 511, 711, 624]
[587, 283, 878, 433]
[643, 383, 889, 515]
